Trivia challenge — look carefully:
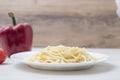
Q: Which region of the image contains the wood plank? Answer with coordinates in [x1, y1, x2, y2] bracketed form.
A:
[0, 0, 120, 48]
[0, 0, 116, 15]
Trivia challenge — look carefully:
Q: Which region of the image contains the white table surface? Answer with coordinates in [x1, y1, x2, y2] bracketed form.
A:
[0, 48, 120, 80]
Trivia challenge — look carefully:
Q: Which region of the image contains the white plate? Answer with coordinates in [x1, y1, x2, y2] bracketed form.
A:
[10, 50, 108, 70]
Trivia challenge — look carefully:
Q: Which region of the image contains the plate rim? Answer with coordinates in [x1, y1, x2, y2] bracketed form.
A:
[10, 50, 108, 64]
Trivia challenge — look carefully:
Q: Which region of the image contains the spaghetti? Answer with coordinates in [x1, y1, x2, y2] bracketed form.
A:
[27, 45, 96, 63]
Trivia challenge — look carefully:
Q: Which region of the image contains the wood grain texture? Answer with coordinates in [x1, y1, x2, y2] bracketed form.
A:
[0, 0, 120, 48]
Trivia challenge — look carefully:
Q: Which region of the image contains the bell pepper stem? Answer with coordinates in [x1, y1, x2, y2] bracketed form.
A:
[8, 12, 16, 26]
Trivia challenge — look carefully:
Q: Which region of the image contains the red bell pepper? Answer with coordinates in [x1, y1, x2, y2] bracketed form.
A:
[0, 12, 33, 57]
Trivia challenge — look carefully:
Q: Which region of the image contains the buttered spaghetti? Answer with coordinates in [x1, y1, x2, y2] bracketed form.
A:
[27, 45, 96, 63]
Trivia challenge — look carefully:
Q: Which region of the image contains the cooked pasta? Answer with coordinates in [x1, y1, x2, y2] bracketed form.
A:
[27, 45, 96, 63]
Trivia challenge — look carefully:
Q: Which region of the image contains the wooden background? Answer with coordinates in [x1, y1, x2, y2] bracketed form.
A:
[0, 0, 120, 48]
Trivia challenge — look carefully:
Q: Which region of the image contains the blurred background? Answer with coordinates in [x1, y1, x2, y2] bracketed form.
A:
[0, 0, 120, 48]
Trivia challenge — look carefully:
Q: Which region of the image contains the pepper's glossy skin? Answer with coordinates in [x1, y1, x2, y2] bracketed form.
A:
[0, 23, 33, 57]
